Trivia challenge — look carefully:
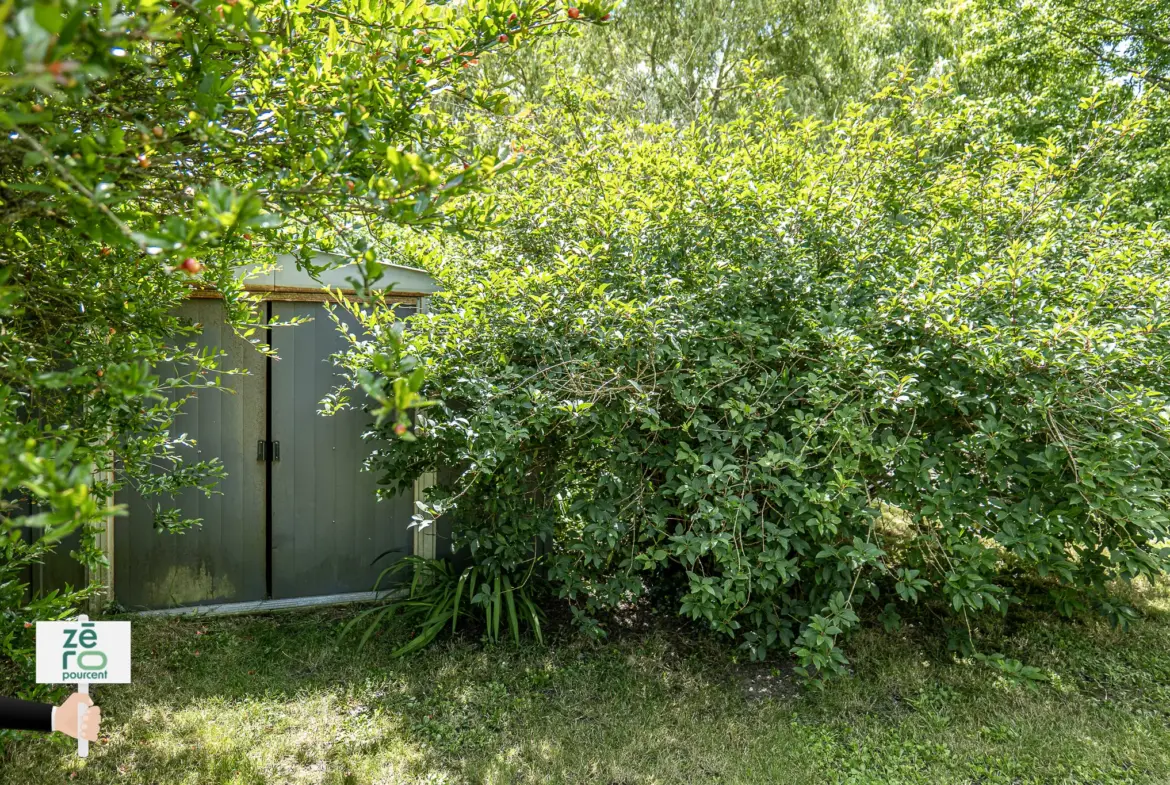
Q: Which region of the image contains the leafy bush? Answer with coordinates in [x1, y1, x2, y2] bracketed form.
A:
[347, 75, 1170, 674]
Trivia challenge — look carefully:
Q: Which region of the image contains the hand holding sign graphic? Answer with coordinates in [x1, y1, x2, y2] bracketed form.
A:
[56, 693, 101, 742]
[33, 614, 130, 758]
[0, 693, 99, 739]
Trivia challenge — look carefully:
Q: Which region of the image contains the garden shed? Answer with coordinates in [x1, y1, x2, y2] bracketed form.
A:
[88, 256, 445, 613]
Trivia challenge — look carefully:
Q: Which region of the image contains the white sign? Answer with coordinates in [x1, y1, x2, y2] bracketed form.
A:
[36, 619, 132, 685]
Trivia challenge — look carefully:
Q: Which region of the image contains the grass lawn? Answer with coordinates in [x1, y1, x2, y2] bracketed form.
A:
[4, 584, 1170, 785]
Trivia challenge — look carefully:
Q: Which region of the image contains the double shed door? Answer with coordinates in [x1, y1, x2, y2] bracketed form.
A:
[114, 299, 412, 610]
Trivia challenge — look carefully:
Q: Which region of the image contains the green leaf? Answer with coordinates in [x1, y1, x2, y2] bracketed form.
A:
[34, 0, 63, 33]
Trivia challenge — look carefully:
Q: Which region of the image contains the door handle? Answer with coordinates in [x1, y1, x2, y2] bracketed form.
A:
[258, 440, 281, 461]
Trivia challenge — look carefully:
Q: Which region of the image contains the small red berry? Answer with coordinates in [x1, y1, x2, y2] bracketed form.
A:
[498, 33, 508, 43]
[137, 154, 150, 168]
[462, 61, 471, 69]
[509, 12, 518, 22]
[346, 179, 355, 191]
[242, 233, 252, 240]
[179, 257, 203, 275]
[567, 7, 580, 18]
[153, 125, 165, 138]
[100, 246, 112, 256]
[422, 45, 432, 54]
[416, 57, 425, 65]
[96, 369, 104, 378]
[601, 12, 611, 20]
[393, 423, 408, 436]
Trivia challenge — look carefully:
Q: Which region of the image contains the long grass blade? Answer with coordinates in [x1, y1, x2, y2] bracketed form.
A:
[357, 605, 395, 648]
[492, 575, 502, 642]
[426, 586, 453, 628]
[452, 570, 467, 634]
[519, 592, 544, 645]
[371, 558, 414, 592]
[369, 547, 405, 567]
[392, 610, 453, 657]
[503, 575, 520, 644]
[340, 599, 399, 640]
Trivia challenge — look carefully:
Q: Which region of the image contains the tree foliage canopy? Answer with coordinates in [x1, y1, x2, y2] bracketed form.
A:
[1, 0, 597, 696]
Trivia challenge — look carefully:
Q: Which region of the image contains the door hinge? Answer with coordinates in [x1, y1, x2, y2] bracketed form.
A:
[257, 440, 281, 462]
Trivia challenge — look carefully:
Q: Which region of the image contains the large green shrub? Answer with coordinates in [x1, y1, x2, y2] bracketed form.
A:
[347, 75, 1170, 673]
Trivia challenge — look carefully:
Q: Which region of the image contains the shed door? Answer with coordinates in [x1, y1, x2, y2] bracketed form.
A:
[268, 302, 412, 599]
[114, 299, 268, 609]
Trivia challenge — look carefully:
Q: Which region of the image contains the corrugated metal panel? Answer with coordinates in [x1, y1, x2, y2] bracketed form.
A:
[17, 489, 86, 600]
[113, 300, 267, 609]
[269, 302, 412, 598]
[26, 528, 87, 598]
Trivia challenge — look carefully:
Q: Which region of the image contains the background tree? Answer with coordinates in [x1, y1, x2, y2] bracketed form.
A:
[960, 0, 1170, 219]
[492, 0, 953, 120]
[497, 0, 1169, 217]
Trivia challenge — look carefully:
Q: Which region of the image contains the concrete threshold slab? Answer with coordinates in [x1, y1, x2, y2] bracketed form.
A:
[133, 590, 400, 618]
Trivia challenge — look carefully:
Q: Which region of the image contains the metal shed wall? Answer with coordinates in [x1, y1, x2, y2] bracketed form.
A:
[107, 258, 437, 611]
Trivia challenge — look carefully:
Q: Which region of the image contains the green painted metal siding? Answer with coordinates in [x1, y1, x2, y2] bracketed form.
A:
[16, 493, 87, 602]
[84, 297, 423, 610]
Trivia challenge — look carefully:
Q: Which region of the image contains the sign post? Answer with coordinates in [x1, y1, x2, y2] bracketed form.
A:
[77, 683, 89, 756]
[36, 614, 131, 758]
[76, 615, 90, 759]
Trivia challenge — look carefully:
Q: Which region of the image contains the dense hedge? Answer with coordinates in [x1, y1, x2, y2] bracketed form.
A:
[349, 77, 1170, 673]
